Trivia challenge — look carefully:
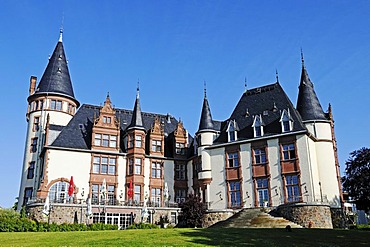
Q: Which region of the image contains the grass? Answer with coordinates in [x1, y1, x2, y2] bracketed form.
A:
[0, 228, 369, 246]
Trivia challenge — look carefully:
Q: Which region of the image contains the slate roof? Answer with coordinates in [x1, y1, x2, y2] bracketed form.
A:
[31, 32, 79, 106]
[198, 96, 217, 132]
[50, 104, 182, 153]
[296, 65, 327, 121]
[214, 82, 307, 143]
[128, 90, 144, 130]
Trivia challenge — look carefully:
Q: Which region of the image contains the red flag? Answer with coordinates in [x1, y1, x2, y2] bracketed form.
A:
[68, 176, 74, 197]
[127, 180, 133, 199]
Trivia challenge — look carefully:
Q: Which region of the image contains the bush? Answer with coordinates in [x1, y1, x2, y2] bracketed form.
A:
[127, 223, 159, 229]
[356, 224, 370, 230]
[179, 194, 206, 228]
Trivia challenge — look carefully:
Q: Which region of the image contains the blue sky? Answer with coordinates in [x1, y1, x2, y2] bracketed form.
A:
[1, 1, 369, 208]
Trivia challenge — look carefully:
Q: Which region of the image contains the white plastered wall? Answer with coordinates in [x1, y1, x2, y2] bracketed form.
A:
[116, 156, 127, 201]
[267, 139, 284, 207]
[240, 143, 253, 208]
[207, 148, 226, 210]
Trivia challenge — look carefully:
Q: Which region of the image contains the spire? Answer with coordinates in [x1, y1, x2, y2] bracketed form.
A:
[296, 55, 326, 121]
[32, 30, 79, 106]
[198, 86, 214, 131]
[128, 84, 144, 129]
[275, 69, 279, 83]
[244, 77, 247, 93]
[59, 28, 63, 42]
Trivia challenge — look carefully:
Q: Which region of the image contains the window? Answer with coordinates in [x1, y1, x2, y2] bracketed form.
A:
[280, 109, 292, 132]
[229, 181, 241, 207]
[128, 159, 134, 175]
[256, 178, 269, 207]
[227, 120, 238, 142]
[39, 100, 44, 110]
[151, 162, 162, 178]
[49, 181, 69, 203]
[151, 188, 161, 207]
[228, 152, 239, 168]
[254, 148, 267, 164]
[92, 184, 99, 204]
[94, 134, 117, 148]
[176, 142, 185, 155]
[23, 187, 33, 205]
[129, 134, 134, 148]
[175, 189, 186, 203]
[27, 161, 35, 179]
[135, 135, 142, 148]
[151, 140, 162, 152]
[107, 185, 115, 205]
[282, 143, 296, 160]
[30, 138, 38, 153]
[50, 100, 62, 110]
[93, 156, 116, 175]
[134, 185, 141, 203]
[175, 163, 186, 180]
[135, 158, 142, 175]
[252, 115, 264, 137]
[285, 175, 301, 202]
[33, 116, 40, 131]
[103, 116, 111, 124]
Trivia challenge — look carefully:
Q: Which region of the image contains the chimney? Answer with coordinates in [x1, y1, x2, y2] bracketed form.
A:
[29, 76, 37, 95]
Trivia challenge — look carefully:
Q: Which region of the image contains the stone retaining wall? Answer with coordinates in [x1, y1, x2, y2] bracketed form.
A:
[277, 204, 333, 228]
[202, 210, 236, 228]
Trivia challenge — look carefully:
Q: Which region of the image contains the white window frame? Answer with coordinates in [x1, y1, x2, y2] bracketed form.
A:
[226, 120, 238, 142]
[280, 109, 293, 133]
[252, 115, 264, 137]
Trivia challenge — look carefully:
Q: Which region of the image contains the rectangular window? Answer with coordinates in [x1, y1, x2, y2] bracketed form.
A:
[175, 164, 186, 180]
[93, 156, 116, 175]
[134, 158, 142, 175]
[254, 148, 267, 164]
[151, 140, 162, 152]
[175, 189, 186, 203]
[94, 134, 102, 146]
[50, 100, 56, 110]
[94, 133, 117, 148]
[102, 134, 109, 147]
[255, 126, 262, 137]
[229, 181, 241, 207]
[33, 116, 40, 132]
[27, 161, 35, 179]
[175, 142, 185, 155]
[109, 135, 117, 148]
[135, 135, 142, 148]
[23, 187, 33, 205]
[134, 185, 141, 204]
[93, 156, 100, 173]
[228, 152, 239, 168]
[282, 144, 296, 160]
[108, 158, 116, 175]
[151, 188, 161, 207]
[30, 137, 38, 153]
[39, 100, 44, 110]
[107, 185, 115, 205]
[103, 116, 111, 124]
[101, 157, 108, 174]
[56, 100, 62, 110]
[283, 121, 290, 132]
[286, 175, 301, 202]
[151, 162, 162, 178]
[129, 134, 134, 148]
[92, 184, 99, 204]
[256, 178, 269, 207]
[128, 159, 134, 175]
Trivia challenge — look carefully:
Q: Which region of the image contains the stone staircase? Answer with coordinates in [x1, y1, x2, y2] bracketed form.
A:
[211, 208, 303, 228]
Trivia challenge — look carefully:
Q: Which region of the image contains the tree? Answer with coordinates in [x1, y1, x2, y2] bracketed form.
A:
[342, 147, 370, 212]
[179, 194, 206, 228]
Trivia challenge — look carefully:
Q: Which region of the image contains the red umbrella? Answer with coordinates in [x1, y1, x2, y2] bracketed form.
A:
[68, 176, 74, 197]
[127, 180, 133, 199]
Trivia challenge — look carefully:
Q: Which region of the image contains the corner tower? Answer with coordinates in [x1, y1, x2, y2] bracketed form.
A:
[18, 30, 79, 210]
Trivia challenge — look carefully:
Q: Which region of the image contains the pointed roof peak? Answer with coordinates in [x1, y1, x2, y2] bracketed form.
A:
[198, 89, 214, 132]
[203, 80, 207, 98]
[301, 48, 305, 68]
[59, 28, 63, 42]
[128, 85, 144, 130]
[296, 56, 326, 121]
[136, 79, 140, 99]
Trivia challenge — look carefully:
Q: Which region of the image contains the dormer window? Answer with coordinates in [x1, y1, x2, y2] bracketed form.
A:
[103, 116, 111, 124]
[280, 109, 293, 133]
[227, 120, 238, 142]
[252, 115, 264, 137]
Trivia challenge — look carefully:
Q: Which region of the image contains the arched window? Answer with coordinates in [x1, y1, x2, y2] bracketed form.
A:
[252, 115, 264, 137]
[227, 120, 238, 142]
[48, 181, 69, 203]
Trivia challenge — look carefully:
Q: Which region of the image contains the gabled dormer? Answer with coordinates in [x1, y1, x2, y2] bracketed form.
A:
[226, 119, 239, 142]
[280, 109, 293, 133]
[174, 121, 187, 156]
[252, 115, 264, 137]
[91, 94, 120, 152]
[149, 117, 164, 156]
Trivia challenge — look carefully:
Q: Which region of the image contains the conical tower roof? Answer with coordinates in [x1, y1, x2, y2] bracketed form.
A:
[296, 57, 326, 121]
[198, 90, 214, 132]
[128, 87, 144, 130]
[32, 30, 79, 106]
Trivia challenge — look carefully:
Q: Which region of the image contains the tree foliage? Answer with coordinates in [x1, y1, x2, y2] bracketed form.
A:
[179, 194, 206, 228]
[342, 147, 370, 212]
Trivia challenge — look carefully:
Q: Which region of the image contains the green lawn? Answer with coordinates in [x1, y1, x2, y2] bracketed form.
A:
[0, 228, 369, 246]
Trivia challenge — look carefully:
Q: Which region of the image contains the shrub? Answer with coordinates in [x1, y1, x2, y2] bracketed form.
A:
[127, 223, 159, 229]
[179, 194, 206, 228]
[356, 224, 370, 230]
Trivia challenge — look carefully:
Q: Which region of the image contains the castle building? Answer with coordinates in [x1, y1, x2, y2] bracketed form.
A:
[18, 31, 343, 228]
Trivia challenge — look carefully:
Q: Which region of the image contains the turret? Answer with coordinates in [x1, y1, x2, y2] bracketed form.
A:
[18, 30, 79, 210]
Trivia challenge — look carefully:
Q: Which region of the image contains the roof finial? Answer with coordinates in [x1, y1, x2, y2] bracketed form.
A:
[301, 48, 305, 68]
[59, 13, 64, 42]
[204, 80, 207, 98]
[136, 79, 140, 99]
[107, 92, 110, 98]
[244, 77, 247, 93]
[276, 69, 279, 83]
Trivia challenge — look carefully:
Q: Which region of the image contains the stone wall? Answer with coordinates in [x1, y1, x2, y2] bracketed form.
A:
[330, 208, 347, 228]
[276, 204, 333, 228]
[202, 210, 235, 228]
